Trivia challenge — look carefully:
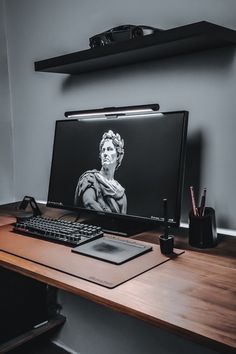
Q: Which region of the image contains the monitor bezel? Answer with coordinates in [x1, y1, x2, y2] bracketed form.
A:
[47, 110, 188, 227]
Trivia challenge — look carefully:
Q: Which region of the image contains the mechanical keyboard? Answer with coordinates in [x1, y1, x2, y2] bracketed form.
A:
[13, 216, 104, 247]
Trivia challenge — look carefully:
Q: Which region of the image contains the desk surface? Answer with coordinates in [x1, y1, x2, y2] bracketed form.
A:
[0, 204, 235, 353]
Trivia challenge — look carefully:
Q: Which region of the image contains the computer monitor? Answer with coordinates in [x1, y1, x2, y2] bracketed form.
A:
[47, 109, 188, 235]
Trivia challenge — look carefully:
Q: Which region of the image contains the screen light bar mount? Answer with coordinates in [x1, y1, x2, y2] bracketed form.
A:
[64, 103, 160, 119]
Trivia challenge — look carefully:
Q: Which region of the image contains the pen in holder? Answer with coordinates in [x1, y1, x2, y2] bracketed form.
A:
[189, 207, 217, 248]
[159, 198, 174, 254]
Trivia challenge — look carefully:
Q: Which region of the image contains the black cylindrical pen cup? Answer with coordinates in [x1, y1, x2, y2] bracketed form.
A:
[189, 207, 217, 248]
[159, 235, 174, 254]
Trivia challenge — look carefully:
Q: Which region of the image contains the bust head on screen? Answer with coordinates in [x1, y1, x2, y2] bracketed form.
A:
[74, 130, 127, 214]
[99, 130, 124, 171]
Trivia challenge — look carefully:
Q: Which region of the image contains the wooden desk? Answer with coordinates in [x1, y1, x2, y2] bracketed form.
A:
[0, 204, 235, 353]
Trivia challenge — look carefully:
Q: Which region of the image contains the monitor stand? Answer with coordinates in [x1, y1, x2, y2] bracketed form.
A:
[81, 214, 155, 237]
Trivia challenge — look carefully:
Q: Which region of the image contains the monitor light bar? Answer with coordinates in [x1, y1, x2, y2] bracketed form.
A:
[64, 104, 159, 119]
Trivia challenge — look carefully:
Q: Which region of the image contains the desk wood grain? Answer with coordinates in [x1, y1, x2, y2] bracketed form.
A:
[0, 206, 235, 353]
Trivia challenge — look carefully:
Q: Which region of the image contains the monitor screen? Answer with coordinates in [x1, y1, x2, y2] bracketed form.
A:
[47, 110, 188, 227]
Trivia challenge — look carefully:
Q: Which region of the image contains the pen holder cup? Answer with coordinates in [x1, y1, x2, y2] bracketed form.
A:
[159, 235, 174, 255]
[189, 207, 217, 248]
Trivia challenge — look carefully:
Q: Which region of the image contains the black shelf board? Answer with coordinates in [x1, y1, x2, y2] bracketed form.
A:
[34, 21, 236, 75]
[0, 315, 66, 353]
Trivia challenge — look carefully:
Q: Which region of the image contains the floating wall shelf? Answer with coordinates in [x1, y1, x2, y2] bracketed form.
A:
[34, 21, 236, 75]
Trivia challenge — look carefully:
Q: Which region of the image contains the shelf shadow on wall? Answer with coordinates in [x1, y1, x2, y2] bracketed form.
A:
[181, 130, 203, 224]
[60, 62, 149, 92]
[60, 46, 236, 92]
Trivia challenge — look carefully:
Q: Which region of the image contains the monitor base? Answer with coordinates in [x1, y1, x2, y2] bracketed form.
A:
[81, 214, 156, 237]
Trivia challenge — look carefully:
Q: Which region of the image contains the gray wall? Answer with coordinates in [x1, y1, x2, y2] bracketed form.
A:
[2, 0, 236, 353]
[55, 292, 221, 354]
[0, 0, 14, 204]
[4, 0, 236, 230]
